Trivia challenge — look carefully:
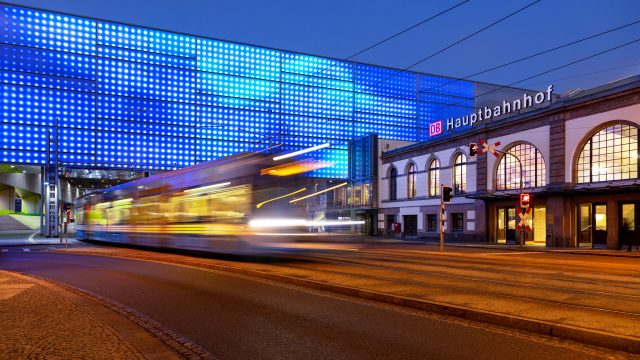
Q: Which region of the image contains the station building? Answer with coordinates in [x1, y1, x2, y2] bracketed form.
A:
[378, 76, 640, 249]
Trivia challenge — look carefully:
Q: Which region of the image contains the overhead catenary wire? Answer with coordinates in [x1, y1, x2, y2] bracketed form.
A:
[429, 36, 640, 117]
[316, 0, 543, 118]
[360, 18, 640, 114]
[519, 62, 640, 88]
[420, 18, 640, 95]
[311, 0, 471, 77]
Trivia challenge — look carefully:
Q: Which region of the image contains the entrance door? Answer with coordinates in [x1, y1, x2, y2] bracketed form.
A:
[593, 204, 607, 248]
[404, 215, 417, 237]
[578, 203, 607, 248]
[497, 207, 516, 244]
[578, 204, 592, 246]
[14, 196, 22, 213]
[386, 215, 395, 236]
[620, 202, 639, 249]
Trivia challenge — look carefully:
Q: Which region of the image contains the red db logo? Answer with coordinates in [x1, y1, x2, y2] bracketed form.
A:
[429, 120, 443, 137]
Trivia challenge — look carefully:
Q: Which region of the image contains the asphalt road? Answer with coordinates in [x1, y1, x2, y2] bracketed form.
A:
[0, 252, 615, 360]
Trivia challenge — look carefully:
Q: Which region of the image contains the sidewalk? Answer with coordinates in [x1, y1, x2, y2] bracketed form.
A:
[0, 270, 189, 359]
[0, 231, 78, 247]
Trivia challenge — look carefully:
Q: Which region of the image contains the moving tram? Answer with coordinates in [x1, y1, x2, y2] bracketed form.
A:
[75, 149, 362, 254]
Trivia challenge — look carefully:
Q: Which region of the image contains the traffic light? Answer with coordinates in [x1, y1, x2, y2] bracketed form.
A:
[520, 193, 531, 208]
[442, 186, 453, 203]
[469, 143, 478, 157]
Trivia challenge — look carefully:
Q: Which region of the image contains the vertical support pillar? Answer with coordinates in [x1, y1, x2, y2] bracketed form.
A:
[440, 184, 445, 254]
[44, 165, 59, 238]
[39, 167, 45, 236]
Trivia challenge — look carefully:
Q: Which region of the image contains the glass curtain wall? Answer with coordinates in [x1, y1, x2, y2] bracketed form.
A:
[0, 4, 475, 177]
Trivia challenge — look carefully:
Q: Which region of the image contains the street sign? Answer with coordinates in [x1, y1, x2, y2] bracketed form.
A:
[516, 207, 532, 231]
[477, 139, 501, 157]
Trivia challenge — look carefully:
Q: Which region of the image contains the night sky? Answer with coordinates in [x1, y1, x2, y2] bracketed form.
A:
[4, 0, 640, 93]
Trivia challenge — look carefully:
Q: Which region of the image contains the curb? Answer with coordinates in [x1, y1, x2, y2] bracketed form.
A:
[407, 241, 640, 258]
[7, 270, 214, 359]
[60, 249, 640, 355]
[455, 245, 640, 258]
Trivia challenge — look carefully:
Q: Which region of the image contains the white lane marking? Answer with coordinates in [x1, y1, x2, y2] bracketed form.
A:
[1, 249, 7, 252]
[22, 248, 30, 252]
[486, 252, 543, 255]
[28, 231, 38, 243]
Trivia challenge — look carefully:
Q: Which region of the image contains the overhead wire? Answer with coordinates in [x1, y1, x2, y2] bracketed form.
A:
[420, 18, 640, 94]
[518, 62, 640, 88]
[428, 36, 640, 117]
[316, 0, 543, 118]
[330, 1, 470, 64]
[362, 18, 640, 114]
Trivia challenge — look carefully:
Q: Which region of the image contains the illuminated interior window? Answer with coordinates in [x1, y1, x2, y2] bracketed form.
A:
[407, 163, 416, 199]
[428, 159, 440, 197]
[389, 167, 398, 201]
[496, 143, 546, 190]
[453, 154, 466, 194]
[577, 124, 638, 183]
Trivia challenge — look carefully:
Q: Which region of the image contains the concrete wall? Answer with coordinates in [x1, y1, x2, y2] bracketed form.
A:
[0, 187, 14, 211]
[0, 171, 77, 212]
[0, 173, 41, 194]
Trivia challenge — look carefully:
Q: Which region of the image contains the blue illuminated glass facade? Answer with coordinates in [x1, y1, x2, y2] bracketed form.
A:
[0, 4, 475, 178]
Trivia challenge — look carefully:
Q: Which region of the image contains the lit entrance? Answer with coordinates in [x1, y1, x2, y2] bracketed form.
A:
[497, 206, 546, 245]
[497, 207, 516, 244]
[619, 202, 639, 249]
[578, 203, 607, 248]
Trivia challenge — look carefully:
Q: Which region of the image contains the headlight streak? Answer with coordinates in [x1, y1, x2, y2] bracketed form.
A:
[289, 182, 348, 203]
[248, 218, 365, 228]
[256, 188, 307, 209]
[272, 143, 330, 161]
[184, 181, 231, 193]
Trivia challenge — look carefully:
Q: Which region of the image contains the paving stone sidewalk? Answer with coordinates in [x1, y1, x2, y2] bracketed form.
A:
[0, 270, 181, 360]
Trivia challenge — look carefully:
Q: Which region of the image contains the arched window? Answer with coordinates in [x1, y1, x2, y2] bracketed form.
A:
[428, 159, 440, 197]
[577, 124, 638, 183]
[453, 154, 467, 194]
[407, 163, 417, 199]
[389, 167, 398, 200]
[496, 143, 546, 190]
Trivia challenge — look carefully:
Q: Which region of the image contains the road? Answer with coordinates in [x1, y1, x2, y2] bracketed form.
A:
[0, 251, 616, 360]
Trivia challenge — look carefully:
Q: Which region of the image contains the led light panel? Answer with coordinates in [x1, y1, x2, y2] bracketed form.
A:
[0, 4, 476, 177]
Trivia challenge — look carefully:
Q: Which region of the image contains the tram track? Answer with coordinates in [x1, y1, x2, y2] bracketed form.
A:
[359, 248, 640, 280]
[312, 249, 640, 291]
[49, 244, 640, 352]
[301, 251, 640, 290]
[276, 254, 640, 317]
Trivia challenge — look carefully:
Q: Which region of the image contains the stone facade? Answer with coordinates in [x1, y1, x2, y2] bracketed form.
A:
[378, 77, 640, 247]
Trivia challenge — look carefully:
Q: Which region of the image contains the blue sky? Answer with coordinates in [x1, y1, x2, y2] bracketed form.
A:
[4, 0, 640, 93]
